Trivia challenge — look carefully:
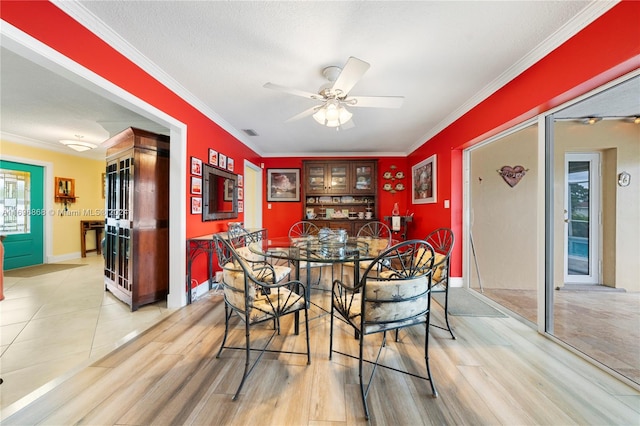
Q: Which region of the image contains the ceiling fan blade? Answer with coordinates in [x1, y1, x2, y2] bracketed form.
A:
[347, 95, 404, 108]
[331, 57, 370, 95]
[285, 105, 321, 123]
[263, 82, 324, 101]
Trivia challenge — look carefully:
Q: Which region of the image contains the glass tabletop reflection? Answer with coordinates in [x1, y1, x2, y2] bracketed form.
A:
[248, 236, 376, 264]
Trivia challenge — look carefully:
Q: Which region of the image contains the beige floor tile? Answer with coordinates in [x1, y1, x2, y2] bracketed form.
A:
[0, 254, 176, 411]
[0, 351, 90, 408]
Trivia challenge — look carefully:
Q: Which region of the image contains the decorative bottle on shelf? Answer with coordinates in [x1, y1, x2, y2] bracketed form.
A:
[392, 202, 400, 216]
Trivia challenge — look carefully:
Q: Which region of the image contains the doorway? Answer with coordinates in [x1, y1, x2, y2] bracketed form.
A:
[564, 152, 600, 285]
[0, 160, 45, 269]
[242, 160, 262, 230]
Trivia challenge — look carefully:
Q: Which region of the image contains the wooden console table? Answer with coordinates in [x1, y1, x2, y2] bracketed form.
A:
[80, 220, 104, 257]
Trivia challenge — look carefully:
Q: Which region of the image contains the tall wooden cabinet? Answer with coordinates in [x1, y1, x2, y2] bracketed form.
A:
[103, 128, 170, 311]
[303, 160, 377, 235]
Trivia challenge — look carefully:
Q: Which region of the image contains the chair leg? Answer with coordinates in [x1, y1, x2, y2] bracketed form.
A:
[232, 316, 252, 400]
[304, 305, 311, 365]
[329, 302, 335, 359]
[358, 332, 371, 420]
[443, 287, 456, 339]
[425, 316, 438, 397]
[216, 303, 232, 358]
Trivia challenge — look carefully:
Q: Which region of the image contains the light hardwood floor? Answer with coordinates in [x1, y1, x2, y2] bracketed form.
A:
[2, 285, 639, 425]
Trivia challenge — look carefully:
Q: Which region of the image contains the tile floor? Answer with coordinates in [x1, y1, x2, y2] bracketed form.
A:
[0, 254, 175, 411]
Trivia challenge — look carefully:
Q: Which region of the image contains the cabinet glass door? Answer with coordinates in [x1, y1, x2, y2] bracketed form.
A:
[329, 165, 348, 192]
[307, 165, 326, 194]
[353, 164, 374, 192]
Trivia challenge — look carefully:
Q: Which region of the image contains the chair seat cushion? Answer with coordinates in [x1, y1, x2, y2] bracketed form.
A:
[223, 262, 303, 322]
[251, 288, 305, 322]
[333, 274, 429, 332]
[415, 249, 446, 282]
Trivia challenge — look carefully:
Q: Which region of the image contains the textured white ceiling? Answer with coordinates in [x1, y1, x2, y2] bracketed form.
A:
[1, 1, 628, 159]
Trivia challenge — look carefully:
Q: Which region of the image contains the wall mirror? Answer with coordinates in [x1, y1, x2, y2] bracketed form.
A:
[201, 163, 238, 221]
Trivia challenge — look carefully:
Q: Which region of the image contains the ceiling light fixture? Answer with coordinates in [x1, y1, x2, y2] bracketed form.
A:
[312, 100, 353, 128]
[59, 139, 98, 152]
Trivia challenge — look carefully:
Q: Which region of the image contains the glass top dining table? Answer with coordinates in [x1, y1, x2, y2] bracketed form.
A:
[248, 235, 378, 265]
[248, 235, 380, 299]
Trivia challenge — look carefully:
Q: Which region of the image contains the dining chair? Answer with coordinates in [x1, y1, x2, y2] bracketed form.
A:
[340, 221, 393, 286]
[212, 235, 311, 400]
[289, 221, 325, 286]
[425, 227, 456, 339]
[357, 220, 392, 248]
[329, 239, 438, 420]
[229, 227, 292, 283]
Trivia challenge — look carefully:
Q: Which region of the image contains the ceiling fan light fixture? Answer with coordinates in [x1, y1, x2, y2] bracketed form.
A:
[312, 101, 353, 128]
[59, 139, 97, 152]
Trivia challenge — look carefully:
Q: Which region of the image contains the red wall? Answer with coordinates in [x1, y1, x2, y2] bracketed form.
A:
[2, 1, 639, 283]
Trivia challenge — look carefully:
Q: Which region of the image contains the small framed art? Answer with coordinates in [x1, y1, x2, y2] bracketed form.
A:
[238, 187, 243, 200]
[412, 154, 437, 204]
[208, 149, 218, 166]
[218, 153, 227, 169]
[238, 200, 244, 213]
[267, 168, 300, 202]
[191, 197, 202, 214]
[238, 174, 243, 187]
[191, 156, 202, 176]
[227, 157, 234, 172]
[191, 176, 202, 195]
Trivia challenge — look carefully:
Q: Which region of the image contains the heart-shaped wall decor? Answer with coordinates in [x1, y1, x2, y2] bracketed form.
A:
[498, 165, 527, 187]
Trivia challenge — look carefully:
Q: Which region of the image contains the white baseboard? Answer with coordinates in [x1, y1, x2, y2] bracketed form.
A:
[450, 277, 463, 288]
[190, 280, 218, 302]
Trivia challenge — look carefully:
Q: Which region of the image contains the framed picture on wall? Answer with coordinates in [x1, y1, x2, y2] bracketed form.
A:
[412, 154, 437, 204]
[237, 187, 243, 200]
[191, 197, 202, 214]
[238, 174, 243, 187]
[227, 157, 234, 172]
[208, 149, 218, 166]
[238, 200, 244, 213]
[191, 176, 202, 195]
[218, 153, 227, 169]
[267, 168, 300, 202]
[191, 156, 202, 176]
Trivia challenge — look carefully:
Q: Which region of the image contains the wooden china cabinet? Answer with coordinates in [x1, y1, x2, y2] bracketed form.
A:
[103, 128, 170, 311]
[303, 160, 377, 235]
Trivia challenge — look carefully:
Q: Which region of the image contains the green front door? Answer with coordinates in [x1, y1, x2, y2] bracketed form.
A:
[0, 160, 45, 269]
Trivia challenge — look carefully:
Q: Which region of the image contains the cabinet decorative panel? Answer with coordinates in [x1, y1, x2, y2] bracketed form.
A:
[104, 128, 170, 311]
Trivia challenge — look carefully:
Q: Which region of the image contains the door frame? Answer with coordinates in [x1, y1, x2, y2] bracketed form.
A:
[563, 152, 601, 285]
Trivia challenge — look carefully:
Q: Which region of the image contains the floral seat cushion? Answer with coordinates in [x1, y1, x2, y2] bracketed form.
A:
[223, 262, 304, 323]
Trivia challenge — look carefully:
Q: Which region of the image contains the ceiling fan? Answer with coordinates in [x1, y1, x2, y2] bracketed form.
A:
[263, 57, 404, 129]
